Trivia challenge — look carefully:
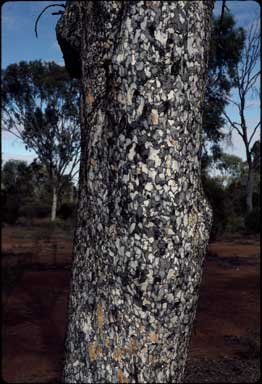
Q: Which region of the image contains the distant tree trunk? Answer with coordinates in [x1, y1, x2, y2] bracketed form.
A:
[70, 185, 75, 204]
[245, 142, 254, 213]
[221, 22, 260, 216]
[51, 185, 58, 222]
[246, 164, 254, 213]
[57, 1, 213, 382]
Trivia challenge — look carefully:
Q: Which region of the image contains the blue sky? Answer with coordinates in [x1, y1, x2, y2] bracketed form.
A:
[213, 1, 261, 161]
[1, 0, 261, 165]
[2, 0, 65, 162]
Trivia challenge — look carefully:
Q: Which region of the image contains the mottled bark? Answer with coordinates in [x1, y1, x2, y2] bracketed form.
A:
[57, 1, 213, 383]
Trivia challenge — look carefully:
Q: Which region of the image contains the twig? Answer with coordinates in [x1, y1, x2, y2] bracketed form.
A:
[35, 4, 65, 38]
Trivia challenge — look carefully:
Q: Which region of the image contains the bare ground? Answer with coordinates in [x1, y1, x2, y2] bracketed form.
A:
[1, 226, 260, 383]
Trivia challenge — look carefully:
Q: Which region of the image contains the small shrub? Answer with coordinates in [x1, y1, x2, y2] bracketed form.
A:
[54, 217, 74, 231]
[19, 202, 51, 219]
[32, 222, 57, 241]
[57, 202, 76, 220]
[2, 266, 24, 295]
[245, 209, 260, 234]
[202, 176, 228, 240]
[2, 198, 19, 224]
[16, 216, 33, 227]
[225, 216, 245, 234]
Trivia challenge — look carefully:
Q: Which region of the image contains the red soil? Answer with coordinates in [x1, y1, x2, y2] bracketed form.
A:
[1, 227, 260, 382]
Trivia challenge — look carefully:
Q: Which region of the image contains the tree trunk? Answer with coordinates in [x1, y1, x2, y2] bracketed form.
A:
[51, 186, 58, 222]
[246, 165, 254, 213]
[70, 185, 75, 204]
[57, 1, 213, 382]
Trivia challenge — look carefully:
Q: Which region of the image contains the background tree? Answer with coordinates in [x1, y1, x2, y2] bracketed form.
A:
[57, 1, 213, 383]
[1, 160, 34, 224]
[214, 153, 245, 184]
[221, 22, 260, 213]
[1, 158, 78, 224]
[202, 10, 245, 163]
[202, 144, 260, 238]
[2, 159, 32, 197]
[2, 60, 80, 221]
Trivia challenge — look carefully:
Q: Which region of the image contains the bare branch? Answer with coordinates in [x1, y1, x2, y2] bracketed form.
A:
[223, 95, 241, 109]
[35, 4, 65, 38]
[248, 122, 260, 146]
[222, 110, 244, 138]
[223, 19, 260, 165]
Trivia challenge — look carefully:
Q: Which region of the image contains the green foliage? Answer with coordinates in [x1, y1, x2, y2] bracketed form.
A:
[202, 175, 228, 240]
[16, 217, 33, 227]
[2, 160, 31, 224]
[2, 60, 80, 220]
[203, 12, 245, 157]
[245, 210, 260, 234]
[53, 217, 74, 231]
[203, 146, 260, 238]
[203, 175, 246, 239]
[2, 160, 34, 198]
[2, 197, 20, 225]
[225, 216, 245, 234]
[225, 179, 246, 216]
[216, 153, 245, 179]
[57, 202, 76, 220]
[19, 202, 51, 219]
[251, 141, 260, 172]
[2, 159, 78, 224]
[2, 160, 45, 223]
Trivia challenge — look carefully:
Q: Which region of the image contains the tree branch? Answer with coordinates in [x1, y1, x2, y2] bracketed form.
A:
[248, 122, 260, 146]
[222, 110, 244, 138]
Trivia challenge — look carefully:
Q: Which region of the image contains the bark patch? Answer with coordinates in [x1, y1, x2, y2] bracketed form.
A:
[96, 303, 104, 330]
[127, 338, 138, 355]
[86, 90, 94, 106]
[117, 369, 128, 383]
[104, 335, 110, 348]
[88, 342, 102, 361]
[112, 348, 124, 361]
[150, 111, 159, 125]
[146, 1, 161, 8]
[149, 332, 159, 343]
[169, 138, 177, 146]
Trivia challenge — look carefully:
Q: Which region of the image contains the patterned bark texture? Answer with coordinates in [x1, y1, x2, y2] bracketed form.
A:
[56, 1, 213, 383]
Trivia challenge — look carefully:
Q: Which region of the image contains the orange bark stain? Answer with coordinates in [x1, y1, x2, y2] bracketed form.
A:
[150, 111, 159, 125]
[169, 138, 177, 146]
[112, 348, 123, 361]
[96, 303, 104, 330]
[86, 90, 94, 106]
[126, 338, 138, 355]
[88, 342, 102, 361]
[148, 354, 157, 365]
[117, 369, 128, 383]
[149, 332, 159, 343]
